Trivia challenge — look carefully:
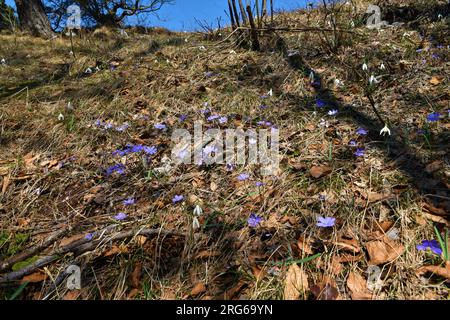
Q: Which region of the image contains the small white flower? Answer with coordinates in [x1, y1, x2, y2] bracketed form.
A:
[350, 20, 355, 28]
[66, 101, 73, 110]
[193, 204, 203, 216]
[85, 67, 92, 74]
[184, 38, 188, 43]
[69, 51, 74, 56]
[334, 79, 343, 87]
[379, 63, 386, 70]
[369, 74, 379, 85]
[1, 58, 5, 65]
[192, 217, 200, 230]
[58, 113, 64, 121]
[309, 71, 315, 83]
[229, 50, 236, 54]
[199, 46, 206, 51]
[438, 14, 443, 20]
[380, 124, 391, 136]
[362, 63, 368, 71]
[267, 88, 273, 97]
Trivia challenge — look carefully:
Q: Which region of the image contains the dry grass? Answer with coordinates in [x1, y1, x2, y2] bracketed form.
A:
[0, 0, 449, 300]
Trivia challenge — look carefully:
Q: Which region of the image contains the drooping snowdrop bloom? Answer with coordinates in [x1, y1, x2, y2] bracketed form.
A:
[66, 101, 73, 111]
[379, 63, 386, 70]
[369, 74, 379, 85]
[193, 205, 203, 216]
[267, 88, 273, 97]
[334, 79, 343, 87]
[1, 58, 6, 66]
[85, 67, 93, 74]
[309, 71, 315, 83]
[362, 63, 368, 71]
[328, 109, 338, 116]
[58, 113, 64, 121]
[379, 124, 391, 136]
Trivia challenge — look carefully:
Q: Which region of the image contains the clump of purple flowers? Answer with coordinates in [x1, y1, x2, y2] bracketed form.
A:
[248, 213, 262, 228]
[106, 163, 126, 176]
[154, 123, 167, 130]
[416, 240, 442, 255]
[316, 99, 327, 108]
[113, 144, 157, 157]
[426, 112, 441, 122]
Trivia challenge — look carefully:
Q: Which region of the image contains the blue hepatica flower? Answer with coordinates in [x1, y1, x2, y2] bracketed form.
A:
[205, 71, 215, 77]
[207, 114, 220, 121]
[255, 181, 264, 187]
[172, 194, 184, 204]
[226, 163, 235, 171]
[317, 216, 335, 228]
[104, 123, 114, 130]
[316, 99, 327, 108]
[114, 212, 127, 221]
[123, 198, 136, 206]
[348, 140, 357, 147]
[426, 112, 441, 122]
[219, 116, 228, 124]
[356, 127, 368, 135]
[203, 145, 218, 156]
[179, 114, 188, 122]
[154, 123, 167, 130]
[84, 233, 94, 241]
[115, 123, 129, 132]
[248, 213, 262, 228]
[237, 173, 250, 181]
[354, 148, 365, 157]
[257, 120, 272, 127]
[106, 164, 126, 176]
[94, 119, 103, 127]
[143, 146, 157, 155]
[259, 104, 269, 109]
[416, 240, 442, 255]
[328, 109, 338, 116]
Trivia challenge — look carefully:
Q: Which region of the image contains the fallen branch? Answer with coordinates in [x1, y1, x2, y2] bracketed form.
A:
[0, 228, 183, 284]
[0, 228, 69, 273]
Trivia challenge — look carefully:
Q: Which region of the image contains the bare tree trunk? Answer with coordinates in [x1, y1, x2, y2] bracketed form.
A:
[238, 0, 248, 25]
[246, 5, 260, 51]
[14, 0, 54, 38]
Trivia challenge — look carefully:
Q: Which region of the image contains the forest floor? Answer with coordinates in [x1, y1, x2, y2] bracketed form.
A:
[0, 0, 449, 300]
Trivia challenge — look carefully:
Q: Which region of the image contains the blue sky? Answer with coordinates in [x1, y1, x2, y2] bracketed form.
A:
[5, 0, 310, 31]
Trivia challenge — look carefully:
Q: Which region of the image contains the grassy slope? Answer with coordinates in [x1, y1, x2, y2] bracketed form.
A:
[0, 0, 449, 300]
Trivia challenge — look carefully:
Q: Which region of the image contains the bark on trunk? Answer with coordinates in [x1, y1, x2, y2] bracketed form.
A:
[14, 0, 54, 38]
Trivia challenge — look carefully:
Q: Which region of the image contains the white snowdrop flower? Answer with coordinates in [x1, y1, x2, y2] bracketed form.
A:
[438, 14, 443, 20]
[192, 217, 200, 230]
[334, 79, 343, 87]
[199, 46, 207, 51]
[362, 63, 368, 71]
[309, 71, 315, 83]
[95, 66, 100, 72]
[1, 58, 6, 65]
[229, 50, 236, 55]
[66, 101, 73, 110]
[380, 124, 391, 136]
[369, 74, 379, 85]
[193, 204, 203, 216]
[350, 20, 355, 28]
[69, 51, 74, 56]
[379, 63, 386, 70]
[267, 88, 273, 96]
[85, 67, 92, 74]
[58, 113, 64, 121]
[184, 38, 188, 43]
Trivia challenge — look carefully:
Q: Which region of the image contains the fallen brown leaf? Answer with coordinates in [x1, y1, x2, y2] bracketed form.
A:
[103, 245, 129, 257]
[417, 262, 450, 280]
[21, 271, 48, 283]
[347, 271, 372, 300]
[310, 165, 332, 178]
[1, 175, 10, 195]
[284, 264, 309, 300]
[129, 262, 142, 288]
[366, 237, 404, 265]
[190, 282, 207, 296]
[297, 236, 314, 255]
